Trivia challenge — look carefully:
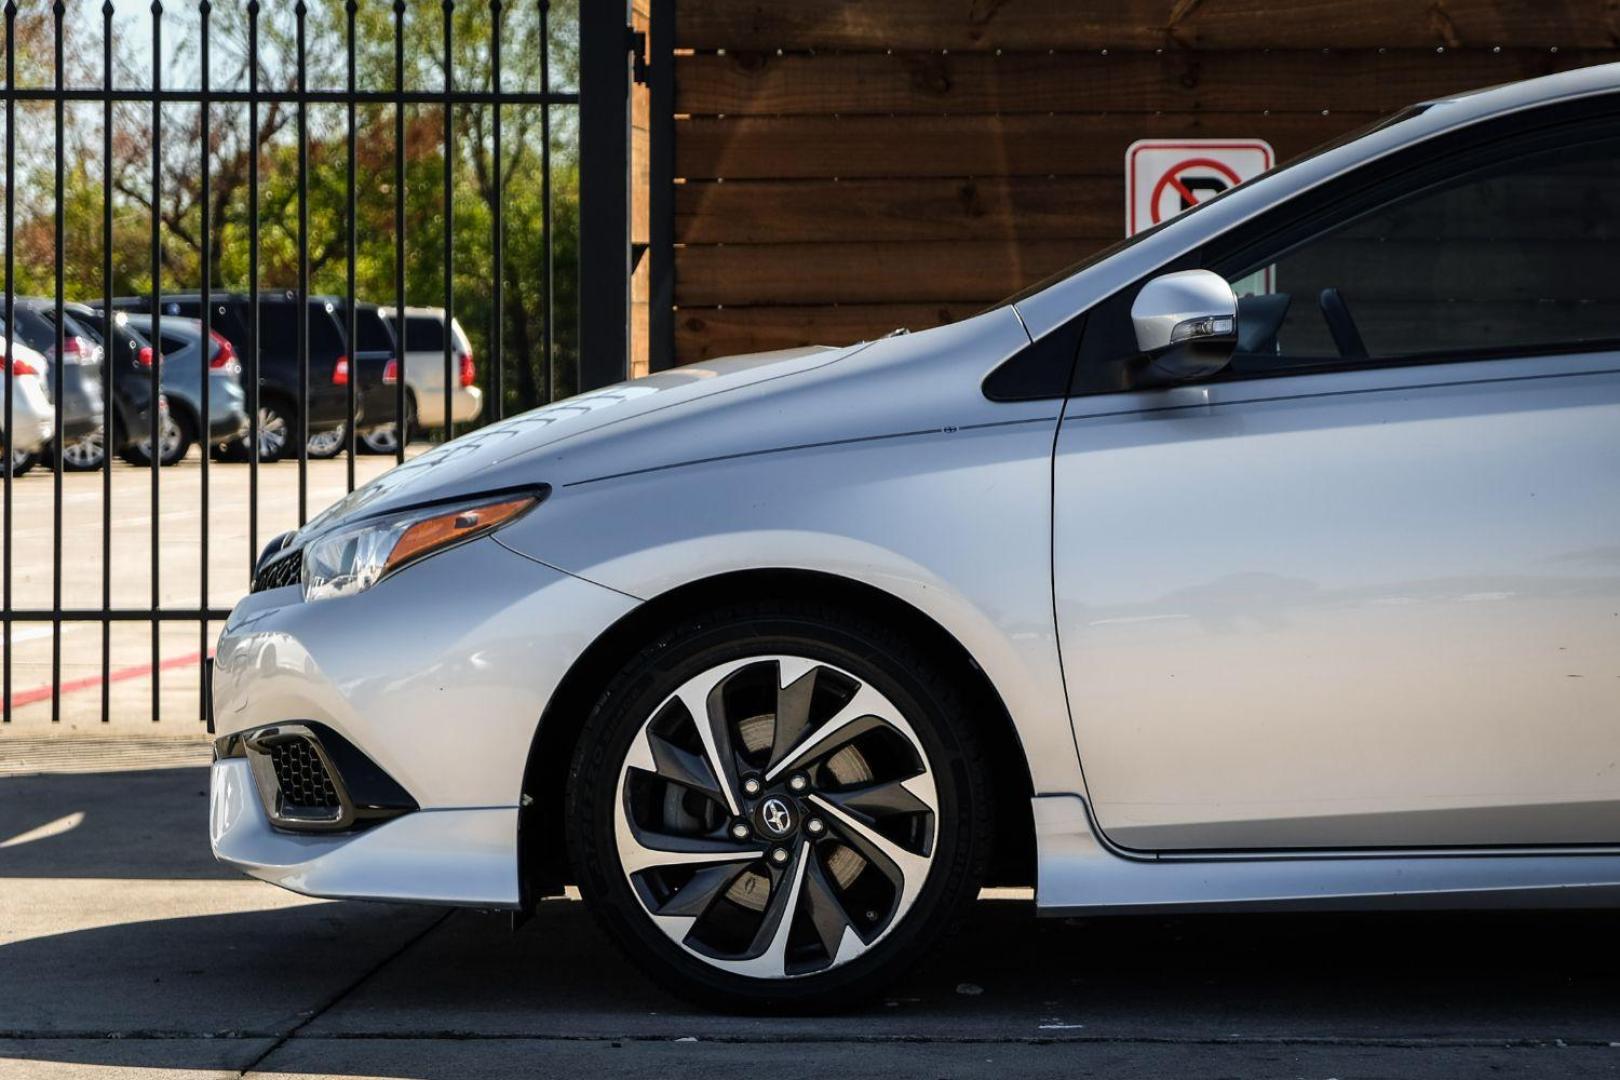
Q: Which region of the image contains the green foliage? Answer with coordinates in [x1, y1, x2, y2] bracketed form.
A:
[8, 0, 584, 418]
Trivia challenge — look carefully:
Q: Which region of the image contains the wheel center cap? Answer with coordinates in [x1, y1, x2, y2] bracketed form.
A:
[754, 795, 798, 839]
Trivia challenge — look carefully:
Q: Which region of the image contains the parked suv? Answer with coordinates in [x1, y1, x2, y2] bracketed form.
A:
[58, 306, 164, 470]
[375, 306, 483, 452]
[306, 297, 398, 460]
[120, 313, 250, 465]
[109, 293, 356, 462]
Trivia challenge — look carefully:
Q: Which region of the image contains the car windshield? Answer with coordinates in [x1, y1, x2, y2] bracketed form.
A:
[990, 106, 1433, 311]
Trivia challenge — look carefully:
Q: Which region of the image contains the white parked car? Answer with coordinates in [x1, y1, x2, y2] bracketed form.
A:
[211, 65, 1620, 1010]
[1, 337, 57, 474]
[366, 306, 483, 453]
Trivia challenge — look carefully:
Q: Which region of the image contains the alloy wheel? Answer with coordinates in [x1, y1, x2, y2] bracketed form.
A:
[256, 405, 288, 459]
[137, 413, 185, 462]
[613, 655, 938, 980]
[306, 424, 346, 459]
[360, 423, 399, 454]
[60, 427, 104, 470]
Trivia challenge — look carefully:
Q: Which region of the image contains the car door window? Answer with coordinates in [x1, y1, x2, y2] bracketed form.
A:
[1215, 126, 1620, 372]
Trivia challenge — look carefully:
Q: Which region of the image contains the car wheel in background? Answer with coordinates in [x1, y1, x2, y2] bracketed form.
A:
[58, 427, 105, 471]
[306, 424, 347, 460]
[5, 446, 36, 476]
[217, 401, 295, 463]
[359, 394, 414, 455]
[567, 602, 990, 1012]
[120, 410, 194, 467]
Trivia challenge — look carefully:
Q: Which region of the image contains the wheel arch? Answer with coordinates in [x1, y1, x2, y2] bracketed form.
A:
[517, 567, 1036, 904]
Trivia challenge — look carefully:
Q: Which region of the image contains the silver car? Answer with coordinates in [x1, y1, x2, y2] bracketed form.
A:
[1, 337, 57, 473]
[209, 65, 1620, 1010]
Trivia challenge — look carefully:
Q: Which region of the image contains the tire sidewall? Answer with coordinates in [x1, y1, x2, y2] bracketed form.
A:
[567, 608, 985, 1011]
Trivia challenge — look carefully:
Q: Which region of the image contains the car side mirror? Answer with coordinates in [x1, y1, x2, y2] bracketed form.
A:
[1130, 269, 1238, 384]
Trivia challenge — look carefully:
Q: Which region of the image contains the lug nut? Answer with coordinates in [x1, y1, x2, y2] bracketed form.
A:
[730, 822, 750, 841]
[807, 818, 825, 836]
[742, 777, 763, 796]
[770, 847, 790, 865]
[788, 773, 809, 793]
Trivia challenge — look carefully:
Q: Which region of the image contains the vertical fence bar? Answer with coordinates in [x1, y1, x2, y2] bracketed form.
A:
[344, 0, 357, 491]
[393, 0, 406, 466]
[578, 0, 631, 392]
[540, 0, 552, 403]
[198, 0, 212, 720]
[489, 0, 502, 421]
[100, 0, 114, 724]
[295, 0, 309, 525]
[2, 0, 14, 725]
[441, 0, 453, 439]
[50, 0, 65, 723]
[247, 0, 260, 571]
[648, 0, 674, 373]
[149, 0, 164, 722]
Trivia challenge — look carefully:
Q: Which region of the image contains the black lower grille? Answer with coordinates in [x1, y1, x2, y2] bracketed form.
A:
[252, 551, 301, 593]
[267, 737, 341, 812]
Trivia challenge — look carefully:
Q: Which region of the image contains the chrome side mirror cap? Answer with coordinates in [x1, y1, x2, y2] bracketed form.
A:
[1131, 269, 1239, 383]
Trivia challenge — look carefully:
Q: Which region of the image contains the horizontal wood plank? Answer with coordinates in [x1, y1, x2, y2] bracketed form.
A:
[676, 48, 1609, 116]
[675, 240, 1084, 305]
[677, 176, 1124, 243]
[676, 303, 989, 362]
[676, 112, 1377, 180]
[678, 0, 1620, 52]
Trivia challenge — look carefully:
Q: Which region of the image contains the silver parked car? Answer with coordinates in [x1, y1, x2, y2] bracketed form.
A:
[119, 313, 250, 465]
[210, 65, 1620, 1010]
[0, 337, 57, 474]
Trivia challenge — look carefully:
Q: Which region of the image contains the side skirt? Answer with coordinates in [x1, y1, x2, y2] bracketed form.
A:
[1034, 795, 1620, 915]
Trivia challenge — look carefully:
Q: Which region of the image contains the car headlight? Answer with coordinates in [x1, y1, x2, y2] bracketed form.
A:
[301, 493, 538, 602]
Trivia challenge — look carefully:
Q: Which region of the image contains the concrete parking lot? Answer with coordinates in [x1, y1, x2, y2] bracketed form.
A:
[0, 451, 417, 732]
[4, 740, 1620, 1079]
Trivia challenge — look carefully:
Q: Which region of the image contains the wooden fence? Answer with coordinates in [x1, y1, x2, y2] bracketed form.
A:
[664, 1, 1620, 363]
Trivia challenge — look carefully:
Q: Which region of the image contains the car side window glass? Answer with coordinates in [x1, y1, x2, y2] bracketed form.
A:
[404, 317, 445, 352]
[1218, 132, 1620, 370]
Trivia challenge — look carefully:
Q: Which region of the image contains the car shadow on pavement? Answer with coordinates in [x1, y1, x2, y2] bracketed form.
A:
[5, 765, 1620, 1076]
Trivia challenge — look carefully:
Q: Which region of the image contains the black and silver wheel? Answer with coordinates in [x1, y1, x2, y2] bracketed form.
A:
[4, 446, 35, 476]
[58, 427, 104, 471]
[306, 423, 346, 460]
[220, 401, 295, 463]
[121, 410, 193, 467]
[568, 605, 988, 1010]
[360, 394, 413, 455]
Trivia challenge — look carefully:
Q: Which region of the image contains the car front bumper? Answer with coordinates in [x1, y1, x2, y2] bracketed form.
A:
[208, 533, 640, 906]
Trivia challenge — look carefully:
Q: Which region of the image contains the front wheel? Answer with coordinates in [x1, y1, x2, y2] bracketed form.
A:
[566, 604, 989, 1011]
[120, 410, 194, 467]
[305, 423, 347, 460]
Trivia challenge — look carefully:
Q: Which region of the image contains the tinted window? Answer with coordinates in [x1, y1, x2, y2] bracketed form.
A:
[256, 301, 345, 359]
[1220, 131, 1620, 365]
[353, 309, 395, 352]
[399, 316, 445, 352]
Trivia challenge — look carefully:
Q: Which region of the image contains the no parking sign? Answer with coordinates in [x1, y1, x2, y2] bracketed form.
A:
[1126, 139, 1274, 236]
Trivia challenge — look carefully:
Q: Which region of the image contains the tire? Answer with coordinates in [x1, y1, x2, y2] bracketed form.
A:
[359, 394, 414, 455]
[120, 409, 194, 467]
[566, 602, 990, 1012]
[217, 400, 295, 463]
[57, 427, 105, 471]
[5, 447, 35, 476]
[306, 423, 346, 460]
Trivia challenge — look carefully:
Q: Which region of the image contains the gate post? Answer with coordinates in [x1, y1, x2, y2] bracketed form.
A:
[578, 0, 633, 391]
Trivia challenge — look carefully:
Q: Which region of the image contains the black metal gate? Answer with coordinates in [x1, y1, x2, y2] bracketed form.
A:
[0, 0, 632, 728]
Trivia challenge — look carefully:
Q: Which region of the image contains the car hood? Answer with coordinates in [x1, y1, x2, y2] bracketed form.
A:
[298, 343, 858, 538]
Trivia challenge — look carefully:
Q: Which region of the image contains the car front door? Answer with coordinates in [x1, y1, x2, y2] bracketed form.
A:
[1053, 106, 1620, 852]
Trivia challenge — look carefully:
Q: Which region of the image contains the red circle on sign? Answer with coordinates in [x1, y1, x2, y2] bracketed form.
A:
[1148, 157, 1244, 225]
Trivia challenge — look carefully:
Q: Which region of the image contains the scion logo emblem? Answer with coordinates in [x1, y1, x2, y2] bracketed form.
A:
[760, 797, 794, 837]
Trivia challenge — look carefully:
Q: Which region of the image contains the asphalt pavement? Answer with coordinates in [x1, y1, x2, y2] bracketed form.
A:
[3, 743, 1620, 1078]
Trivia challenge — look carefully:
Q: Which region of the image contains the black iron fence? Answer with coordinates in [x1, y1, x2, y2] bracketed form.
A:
[0, 0, 631, 727]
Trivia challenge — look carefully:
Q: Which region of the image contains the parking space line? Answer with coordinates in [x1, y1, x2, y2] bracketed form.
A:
[5, 650, 206, 711]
